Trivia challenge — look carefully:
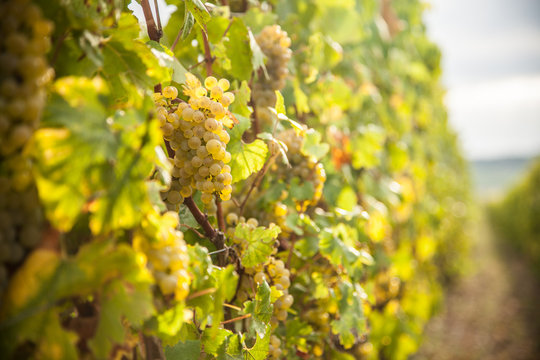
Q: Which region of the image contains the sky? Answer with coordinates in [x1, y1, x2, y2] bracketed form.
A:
[424, 0, 540, 160]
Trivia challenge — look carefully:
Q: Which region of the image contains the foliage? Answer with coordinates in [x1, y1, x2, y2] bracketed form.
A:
[0, 0, 471, 359]
[489, 159, 540, 274]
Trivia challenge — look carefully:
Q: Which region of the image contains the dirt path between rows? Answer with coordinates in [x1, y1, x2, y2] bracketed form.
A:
[414, 215, 540, 360]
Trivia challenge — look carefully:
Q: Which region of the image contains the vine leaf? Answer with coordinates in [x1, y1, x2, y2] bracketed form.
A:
[302, 128, 330, 161]
[89, 279, 154, 358]
[164, 340, 201, 360]
[202, 328, 233, 356]
[319, 228, 361, 273]
[147, 41, 189, 84]
[242, 281, 273, 337]
[0, 242, 154, 359]
[284, 319, 313, 353]
[234, 224, 281, 268]
[219, 335, 244, 360]
[224, 18, 253, 81]
[34, 77, 162, 235]
[185, 0, 210, 29]
[229, 81, 252, 117]
[248, 29, 268, 78]
[243, 324, 271, 360]
[330, 282, 366, 349]
[227, 114, 268, 183]
[351, 124, 385, 169]
[211, 265, 239, 330]
[181, 10, 195, 39]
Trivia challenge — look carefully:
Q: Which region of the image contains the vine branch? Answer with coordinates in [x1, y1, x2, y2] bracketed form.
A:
[140, 0, 162, 42]
[216, 197, 226, 232]
[201, 26, 214, 76]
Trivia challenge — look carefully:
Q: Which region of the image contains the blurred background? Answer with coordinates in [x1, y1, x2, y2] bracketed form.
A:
[419, 2, 540, 358]
[425, 0, 540, 198]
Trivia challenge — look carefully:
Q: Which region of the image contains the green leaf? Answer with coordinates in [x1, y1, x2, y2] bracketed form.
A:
[229, 81, 252, 117]
[211, 265, 238, 328]
[244, 324, 271, 360]
[224, 18, 253, 81]
[182, 10, 195, 39]
[89, 279, 154, 358]
[301, 128, 330, 161]
[147, 41, 189, 84]
[164, 339, 201, 360]
[336, 186, 357, 212]
[100, 15, 170, 99]
[186, 245, 215, 324]
[35, 78, 163, 234]
[234, 224, 281, 268]
[0, 242, 154, 359]
[351, 124, 385, 169]
[243, 281, 273, 337]
[275, 90, 286, 116]
[179, 204, 200, 228]
[228, 114, 268, 183]
[331, 282, 366, 349]
[284, 319, 313, 351]
[242, 7, 278, 34]
[249, 29, 267, 77]
[155, 303, 189, 346]
[290, 178, 315, 202]
[202, 328, 233, 356]
[217, 333, 243, 360]
[319, 229, 361, 273]
[185, 0, 211, 28]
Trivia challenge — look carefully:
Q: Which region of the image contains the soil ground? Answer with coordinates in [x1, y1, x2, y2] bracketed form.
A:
[414, 215, 540, 360]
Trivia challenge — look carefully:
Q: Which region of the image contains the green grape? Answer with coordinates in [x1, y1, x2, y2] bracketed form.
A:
[206, 139, 222, 155]
[0, 1, 52, 281]
[218, 78, 230, 91]
[226, 212, 238, 225]
[182, 107, 195, 121]
[187, 136, 201, 149]
[204, 118, 219, 132]
[208, 164, 220, 177]
[192, 110, 205, 123]
[254, 271, 266, 284]
[162, 85, 178, 99]
[204, 76, 218, 89]
[201, 192, 213, 204]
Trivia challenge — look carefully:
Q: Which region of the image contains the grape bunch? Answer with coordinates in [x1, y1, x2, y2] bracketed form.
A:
[134, 212, 191, 301]
[268, 335, 283, 359]
[252, 25, 292, 126]
[0, 0, 53, 292]
[274, 129, 326, 210]
[154, 74, 235, 212]
[225, 214, 293, 325]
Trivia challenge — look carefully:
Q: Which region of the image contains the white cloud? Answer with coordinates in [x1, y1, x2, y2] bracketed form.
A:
[446, 76, 540, 159]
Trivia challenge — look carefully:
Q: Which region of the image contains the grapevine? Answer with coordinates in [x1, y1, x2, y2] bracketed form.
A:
[0, 1, 471, 360]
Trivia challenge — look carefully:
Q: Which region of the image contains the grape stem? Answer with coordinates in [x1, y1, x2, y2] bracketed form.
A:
[220, 313, 251, 325]
[51, 29, 70, 66]
[179, 224, 205, 239]
[238, 152, 279, 216]
[286, 233, 298, 269]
